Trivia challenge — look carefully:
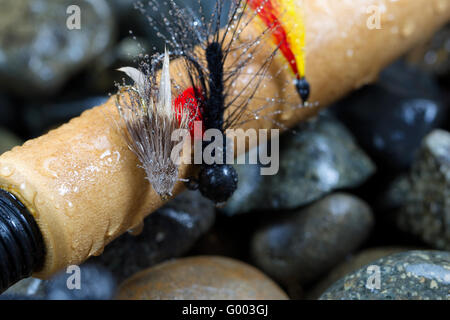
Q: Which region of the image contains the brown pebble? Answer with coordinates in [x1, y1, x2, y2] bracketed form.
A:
[116, 256, 288, 300]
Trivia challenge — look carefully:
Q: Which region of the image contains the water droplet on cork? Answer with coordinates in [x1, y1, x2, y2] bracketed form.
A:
[107, 223, 121, 238]
[434, 0, 448, 14]
[401, 21, 416, 38]
[32, 194, 45, 218]
[64, 201, 75, 217]
[0, 165, 14, 177]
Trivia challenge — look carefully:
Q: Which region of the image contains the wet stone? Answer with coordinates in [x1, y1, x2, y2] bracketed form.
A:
[116, 256, 288, 300]
[251, 193, 374, 286]
[222, 114, 375, 215]
[1, 277, 47, 300]
[383, 175, 411, 212]
[0, 0, 115, 96]
[92, 190, 215, 282]
[332, 60, 447, 171]
[320, 251, 450, 300]
[46, 264, 116, 300]
[396, 129, 450, 250]
[307, 247, 416, 299]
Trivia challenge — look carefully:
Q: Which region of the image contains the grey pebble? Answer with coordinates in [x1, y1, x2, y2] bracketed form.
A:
[0, 0, 115, 95]
[396, 130, 450, 249]
[320, 250, 450, 300]
[251, 193, 374, 286]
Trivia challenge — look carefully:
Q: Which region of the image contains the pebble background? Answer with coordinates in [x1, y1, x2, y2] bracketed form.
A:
[0, 0, 449, 300]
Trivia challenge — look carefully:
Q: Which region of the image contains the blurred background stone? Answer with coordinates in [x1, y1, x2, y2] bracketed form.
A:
[396, 129, 450, 250]
[251, 193, 374, 288]
[116, 256, 288, 300]
[0, 0, 115, 97]
[331, 60, 447, 172]
[23, 96, 108, 137]
[46, 264, 116, 300]
[320, 251, 450, 300]
[222, 114, 375, 216]
[1, 278, 47, 300]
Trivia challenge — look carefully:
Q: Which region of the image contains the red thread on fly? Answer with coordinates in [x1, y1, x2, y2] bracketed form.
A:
[247, 0, 299, 80]
[173, 87, 205, 139]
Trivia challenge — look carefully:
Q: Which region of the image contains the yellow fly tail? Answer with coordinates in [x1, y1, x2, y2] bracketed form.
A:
[280, 0, 306, 79]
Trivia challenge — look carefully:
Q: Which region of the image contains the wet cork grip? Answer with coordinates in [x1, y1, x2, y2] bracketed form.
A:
[0, 0, 448, 278]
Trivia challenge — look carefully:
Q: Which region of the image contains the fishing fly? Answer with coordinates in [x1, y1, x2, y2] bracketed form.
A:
[117, 0, 311, 203]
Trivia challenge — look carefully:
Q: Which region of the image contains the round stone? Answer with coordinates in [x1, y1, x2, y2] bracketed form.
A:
[116, 256, 288, 300]
[251, 193, 374, 286]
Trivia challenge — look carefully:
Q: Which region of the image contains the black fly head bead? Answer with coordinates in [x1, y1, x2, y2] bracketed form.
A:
[295, 77, 310, 103]
[198, 164, 238, 203]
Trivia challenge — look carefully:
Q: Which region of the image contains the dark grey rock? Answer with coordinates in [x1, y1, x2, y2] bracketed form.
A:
[1, 277, 47, 299]
[24, 96, 108, 137]
[396, 129, 450, 250]
[251, 193, 374, 286]
[332, 60, 447, 171]
[383, 175, 410, 211]
[320, 250, 450, 300]
[47, 264, 116, 300]
[92, 190, 216, 281]
[222, 115, 375, 215]
[0, 0, 115, 96]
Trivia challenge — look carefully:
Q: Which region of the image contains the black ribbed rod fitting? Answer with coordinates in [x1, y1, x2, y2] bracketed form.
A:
[0, 189, 45, 294]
